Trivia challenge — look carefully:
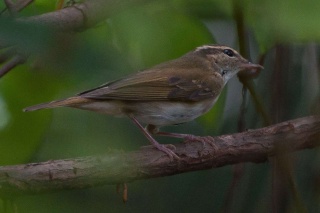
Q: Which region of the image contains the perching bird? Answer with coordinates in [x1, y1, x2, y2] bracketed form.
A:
[24, 45, 263, 160]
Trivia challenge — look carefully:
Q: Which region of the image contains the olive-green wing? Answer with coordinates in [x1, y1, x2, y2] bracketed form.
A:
[78, 69, 222, 101]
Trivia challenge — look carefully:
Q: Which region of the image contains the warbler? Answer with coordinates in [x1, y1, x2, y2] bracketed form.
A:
[24, 45, 263, 160]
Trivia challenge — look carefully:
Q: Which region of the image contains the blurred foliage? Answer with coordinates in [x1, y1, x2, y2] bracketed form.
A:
[246, 0, 320, 52]
[110, 3, 214, 68]
[0, 0, 320, 212]
[0, 66, 62, 165]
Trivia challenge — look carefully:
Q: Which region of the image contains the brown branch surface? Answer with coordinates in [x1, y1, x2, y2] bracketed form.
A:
[0, 0, 150, 78]
[0, 116, 319, 198]
[22, 0, 149, 32]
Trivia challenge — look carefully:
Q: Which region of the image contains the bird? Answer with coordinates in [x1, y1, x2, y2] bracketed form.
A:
[24, 45, 263, 160]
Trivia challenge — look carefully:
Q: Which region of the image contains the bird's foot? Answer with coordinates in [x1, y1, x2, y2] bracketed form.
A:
[151, 129, 217, 149]
[183, 135, 216, 148]
[140, 144, 179, 160]
[128, 116, 180, 161]
[152, 143, 179, 161]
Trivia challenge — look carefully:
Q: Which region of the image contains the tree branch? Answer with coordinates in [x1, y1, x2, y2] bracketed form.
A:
[0, 115, 319, 198]
[21, 0, 149, 32]
[0, 54, 26, 78]
[0, 0, 150, 78]
[3, 0, 34, 15]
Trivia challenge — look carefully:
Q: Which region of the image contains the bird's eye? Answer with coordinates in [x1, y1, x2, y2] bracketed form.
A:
[223, 49, 234, 57]
[222, 70, 227, 76]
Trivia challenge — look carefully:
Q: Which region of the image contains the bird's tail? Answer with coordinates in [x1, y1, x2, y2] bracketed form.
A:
[23, 96, 89, 112]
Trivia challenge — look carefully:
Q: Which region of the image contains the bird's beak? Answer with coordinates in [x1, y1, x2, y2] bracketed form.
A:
[238, 62, 264, 79]
[240, 62, 264, 70]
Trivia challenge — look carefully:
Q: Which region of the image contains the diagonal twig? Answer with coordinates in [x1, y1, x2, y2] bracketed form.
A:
[0, 55, 26, 78]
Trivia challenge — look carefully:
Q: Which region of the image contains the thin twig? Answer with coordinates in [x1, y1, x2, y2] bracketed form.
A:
[15, 0, 34, 12]
[223, 2, 248, 211]
[0, 48, 16, 64]
[242, 79, 272, 125]
[3, 0, 33, 15]
[0, 55, 26, 78]
[233, 0, 271, 126]
[3, 0, 15, 13]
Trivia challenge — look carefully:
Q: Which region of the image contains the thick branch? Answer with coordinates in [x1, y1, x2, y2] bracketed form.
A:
[0, 116, 319, 198]
[23, 0, 149, 32]
[0, 0, 150, 78]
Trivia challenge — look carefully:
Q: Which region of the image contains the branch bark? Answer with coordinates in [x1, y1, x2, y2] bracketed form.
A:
[0, 0, 150, 78]
[20, 0, 149, 32]
[0, 115, 319, 198]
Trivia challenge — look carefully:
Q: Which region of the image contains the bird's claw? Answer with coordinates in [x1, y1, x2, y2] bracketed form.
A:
[183, 135, 216, 148]
[141, 144, 179, 160]
[153, 144, 180, 161]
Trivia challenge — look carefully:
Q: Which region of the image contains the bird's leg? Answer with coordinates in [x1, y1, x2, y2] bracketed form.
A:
[147, 124, 196, 140]
[147, 124, 215, 147]
[128, 115, 179, 161]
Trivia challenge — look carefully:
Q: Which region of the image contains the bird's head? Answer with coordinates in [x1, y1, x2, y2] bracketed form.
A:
[195, 45, 263, 84]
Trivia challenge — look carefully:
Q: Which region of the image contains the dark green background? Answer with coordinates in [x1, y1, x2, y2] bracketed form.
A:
[0, 0, 319, 212]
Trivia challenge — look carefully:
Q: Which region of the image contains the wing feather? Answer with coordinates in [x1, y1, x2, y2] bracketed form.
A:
[79, 68, 223, 101]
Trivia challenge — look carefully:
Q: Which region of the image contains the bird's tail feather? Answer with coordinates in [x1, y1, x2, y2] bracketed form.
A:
[23, 97, 89, 112]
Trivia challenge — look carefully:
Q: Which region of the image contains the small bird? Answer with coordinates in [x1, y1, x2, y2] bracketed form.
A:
[24, 45, 263, 160]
